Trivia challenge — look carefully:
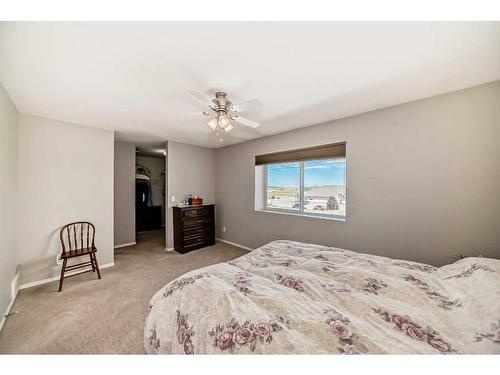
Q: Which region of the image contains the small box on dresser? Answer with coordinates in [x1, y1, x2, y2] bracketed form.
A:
[172, 204, 215, 253]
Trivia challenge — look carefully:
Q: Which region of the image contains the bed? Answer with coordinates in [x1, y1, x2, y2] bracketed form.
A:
[144, 240, 500, 354]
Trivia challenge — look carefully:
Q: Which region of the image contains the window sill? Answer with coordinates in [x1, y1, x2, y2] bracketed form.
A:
[255, 209, 346, 222]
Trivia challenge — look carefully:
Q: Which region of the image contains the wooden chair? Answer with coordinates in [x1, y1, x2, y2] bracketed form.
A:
[58, 221, 101, 292]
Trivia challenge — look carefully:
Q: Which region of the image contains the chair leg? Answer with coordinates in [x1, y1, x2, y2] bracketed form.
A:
[58, 259, 67, 292]
[93, 253, 101, 280]
[90, 254, 96, 272]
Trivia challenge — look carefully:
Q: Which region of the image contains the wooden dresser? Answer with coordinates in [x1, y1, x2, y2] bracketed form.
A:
[172, 204, 215, 253]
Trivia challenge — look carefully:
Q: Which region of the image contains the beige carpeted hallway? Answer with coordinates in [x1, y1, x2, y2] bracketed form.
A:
[0, 230, 247, 354]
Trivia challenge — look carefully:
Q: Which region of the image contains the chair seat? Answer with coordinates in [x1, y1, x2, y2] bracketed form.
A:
[60, 247, 97, 259]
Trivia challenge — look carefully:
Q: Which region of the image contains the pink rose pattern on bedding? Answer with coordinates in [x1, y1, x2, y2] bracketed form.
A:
[402, 274, 461, 310]
[393, 261, 437, 273]
[444, 263, 493, 279]
[144, 240, 500, 354]
[233, 272, 253, 295]
[474, 320, 500, 344]
[314, 254, 339, 272]
[163, 273, 208, 298]
[373, 308, 456, 353]
[324, 308, 367, 354]
[208, 318, 284, 353]
[360, 278, 387, 295]
[320, 282, 352, 294]
[276, 274, 305, 292]
[176, 311, 195, 354]
[145, 327, 160, 353]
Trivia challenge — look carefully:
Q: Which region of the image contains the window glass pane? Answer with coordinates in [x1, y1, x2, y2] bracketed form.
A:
[266, 163, 300, 211]
[303, 159, 346, 217]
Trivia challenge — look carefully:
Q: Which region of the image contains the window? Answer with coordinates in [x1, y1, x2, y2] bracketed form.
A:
[266, 162, 301, 211]
[302, 159, 346, 218]
[255, 142, 346, 221]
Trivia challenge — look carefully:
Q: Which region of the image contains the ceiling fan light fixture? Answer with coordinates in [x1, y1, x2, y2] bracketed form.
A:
[207, 118, 218, 130]
[218, 115, 230, 128]
[189, 90, 262, 138]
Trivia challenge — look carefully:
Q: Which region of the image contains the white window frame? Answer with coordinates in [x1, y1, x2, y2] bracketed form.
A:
[262, 158, 346, 221]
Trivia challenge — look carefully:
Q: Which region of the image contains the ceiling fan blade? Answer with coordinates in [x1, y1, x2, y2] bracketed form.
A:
[188, 90, 213, 106]
[190, 111, 211, 116]
[233, 99, 262, 113]
[233, 116, 261, 128]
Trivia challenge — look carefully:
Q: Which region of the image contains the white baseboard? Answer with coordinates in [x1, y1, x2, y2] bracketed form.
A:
[19, 262, 115, 290]
[216, 238, 253, 252]
[11, 270, 20, 300]
[165, 247, 174, 252]
[114, 242, 136, 249]
[1, 271, 21, 332]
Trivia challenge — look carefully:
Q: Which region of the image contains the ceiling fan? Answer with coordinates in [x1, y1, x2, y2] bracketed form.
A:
[189, 90, 262, 140]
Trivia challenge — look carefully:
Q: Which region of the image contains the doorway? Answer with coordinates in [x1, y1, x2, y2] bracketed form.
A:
[135, 146, 166, 245]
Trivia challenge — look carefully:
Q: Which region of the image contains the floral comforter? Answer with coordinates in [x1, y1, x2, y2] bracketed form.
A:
[144, 240, 500, 354]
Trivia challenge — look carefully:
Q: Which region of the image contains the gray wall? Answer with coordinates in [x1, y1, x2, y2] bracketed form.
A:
[17, 114, 115, 284]
[114, 142, 136, 246]
[0, 82, 18, 319]
[166, 141, 215, 249]
[215, 81, 500, 266]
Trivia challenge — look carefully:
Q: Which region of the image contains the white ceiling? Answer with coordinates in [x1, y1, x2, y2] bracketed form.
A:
[1, 22, 499, 148]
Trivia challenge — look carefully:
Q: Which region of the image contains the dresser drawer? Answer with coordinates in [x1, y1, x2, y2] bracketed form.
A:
[183, 217, 209, 229]
[182, 207, 210, 218]
[183, 236, 208, 248]
[183, 226, 211, 237]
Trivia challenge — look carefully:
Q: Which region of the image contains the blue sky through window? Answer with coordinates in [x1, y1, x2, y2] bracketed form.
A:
[267, 163, 300, 187]
[268, 159, 345, 187]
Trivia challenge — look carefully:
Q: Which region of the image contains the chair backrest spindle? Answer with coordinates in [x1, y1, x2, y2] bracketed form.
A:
[66, 226, 72, 251]
[73, 224, 77, 251]
[86, 223, 90, 248]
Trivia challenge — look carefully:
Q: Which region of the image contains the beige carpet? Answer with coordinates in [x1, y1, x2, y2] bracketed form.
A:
[0, 230, 247, 354]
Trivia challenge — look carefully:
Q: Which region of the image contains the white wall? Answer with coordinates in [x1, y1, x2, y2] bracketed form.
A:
[17, 114, 114, 285]
[114, 142, 136, 246]
[0, 83, 18, 320]
[166, 141, 215, 249]
[215, 82, 500, 266]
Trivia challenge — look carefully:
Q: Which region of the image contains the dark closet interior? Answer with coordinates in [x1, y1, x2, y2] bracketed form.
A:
[135, 155, 165, 234]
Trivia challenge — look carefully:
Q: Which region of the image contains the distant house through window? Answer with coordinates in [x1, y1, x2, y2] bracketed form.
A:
[255, 142, 346, 220]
